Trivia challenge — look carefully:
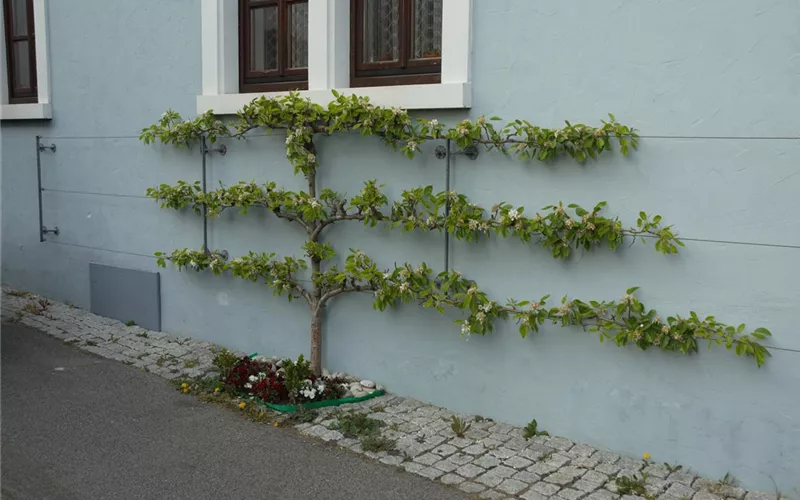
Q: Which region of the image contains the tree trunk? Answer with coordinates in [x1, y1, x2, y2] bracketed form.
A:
[310, 305, 322, 377]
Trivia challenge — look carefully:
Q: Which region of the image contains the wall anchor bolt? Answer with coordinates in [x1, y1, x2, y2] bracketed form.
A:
[42, 226, 59, 236]
[38, 143, 56, 153]
[434, 144, 479, 160]
[202, 144, 227, 156]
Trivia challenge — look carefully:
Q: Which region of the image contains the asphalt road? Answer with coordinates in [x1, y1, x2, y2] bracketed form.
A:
[1, 322, 467, 500]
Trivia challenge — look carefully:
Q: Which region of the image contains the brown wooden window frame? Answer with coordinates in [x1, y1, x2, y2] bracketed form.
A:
[239, 0, 308, 94]
[3, 0, 37, 104]
[350, 0, 442, 88]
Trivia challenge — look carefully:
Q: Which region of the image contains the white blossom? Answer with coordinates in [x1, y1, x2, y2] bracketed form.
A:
[508, 209, 520, 221]
[429, 119, 438, 127]
[399, 282, 409, 293]
[469, 219, 479, 230]
[476, 312, 486, 323]
[461, 323, 470, 335]
[480, 302, 493, 313]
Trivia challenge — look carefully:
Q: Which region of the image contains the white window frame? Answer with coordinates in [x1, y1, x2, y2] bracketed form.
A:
[0, 0, 52, 120]
[198, 0, 472, 114]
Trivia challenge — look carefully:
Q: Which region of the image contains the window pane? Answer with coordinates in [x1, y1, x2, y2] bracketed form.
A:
[363, 0, 399, 63]
[412, 0, 442, 59]
[249, 6, 278, 72]
[11, 0, 28, 36]
[289, 2, 308, 68]
[13, 41, 31, 89]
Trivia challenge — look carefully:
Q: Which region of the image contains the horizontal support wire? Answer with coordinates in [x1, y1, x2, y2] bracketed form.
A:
[636, 233, 800, 251]
[44, 240, 158, 259]
[41, 188, 151, 200]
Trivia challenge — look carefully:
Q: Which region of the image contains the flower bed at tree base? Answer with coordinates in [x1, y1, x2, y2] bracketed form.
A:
[258, 389, 386, 413]
[220, 352, 385, 411]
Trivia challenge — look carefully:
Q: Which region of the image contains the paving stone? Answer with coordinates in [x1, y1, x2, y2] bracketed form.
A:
[593, 451, 620, 463]
[545, 472, 579, 486]
[476, 472, 505, 488]
[379, 455, 404, 466]
[505, 437, 530, 451]
[617, 457, 645, 472]
[431, 443, 457, 457]
[559, 488, 588, 500]
[403, 462, 425, 474]
[744, 493, 777, 500]
[568, 444, 597, 458]
[665, 482, 697, 499]
[433, 459, 458, 473]
[546, 436, 574, 451]
[414, 466, 444, 480]
[545, 453, 572, 468]
[473, 455, 502, 469]
[572, 455, 601, 469]
[456, 463, 486, 479]
[520, 445, 555, 462]
[528, 462, 558, 476]
[693, 480, 745, 500]
[465, 429, 491, 440]
[413, 453, 440, 466]
[488, 432, 513, 443]
[595, 462, 622, 476]
[504, 455, 533, 469]
[458, 482, 487, 494]
[489, 423, 516, 435]
[621, 495, 647, 500]
[531, 481, 562, 496]
[497, 478, 529, 495]
[490, 447, 519, 460]
[643, 463, 671, 479]
[521, 491, 551, 500]
[692, 491, 724, 500]
[464, 443, 487, 455]
[646, 478, 670, 496]
[481, 438, 506, 450]
[448, 437, 473, 448]
[574, 479, 604, 493]
[447, 453, 475, 466]
[513, 469, 541, 484]
[587, 490, 618, 500]
[668, 470, 698, 486]
[440, 473, 465, 485]
[618, 469, 644, 480]
[480, 490, 508, 500]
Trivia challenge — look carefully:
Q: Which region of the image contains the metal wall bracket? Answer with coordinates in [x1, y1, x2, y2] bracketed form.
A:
[434, 144, 479, 161]
[42, 226, 60, 236]
[201, 143, 227, 156]
[38, 143, 56, 153]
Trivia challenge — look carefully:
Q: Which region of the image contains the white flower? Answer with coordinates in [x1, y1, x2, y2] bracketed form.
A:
[461, 323, 470, 335]
[426, 216, 436, 227]
[248, 375, 257, 382]
[468, 219, 479, 230]
[383, 272, 391, 279]
[391, 106, 403, 115]
[407, 140, 418, 151]
[480, 302, 493, 313]
[399, 282, 409, 293]
[244, 382, 252, 389]
[476, 312, 486, 323]
[429, 119, 438, 127]
[189, 260, 199, 269]
[307, 153, 316, 163]
[310, 198, 321, 209]
[467, 286, 478, 295]
[662, 325, 670, 334]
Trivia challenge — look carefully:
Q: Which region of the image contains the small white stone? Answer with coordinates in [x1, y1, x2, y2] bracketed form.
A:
[360, 380, 376, 389]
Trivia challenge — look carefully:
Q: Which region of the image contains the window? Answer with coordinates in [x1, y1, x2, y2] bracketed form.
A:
[239, 0, 308, 93]
[351, 0, 443, 87]
[3, 0, 37, 103]
[199, 0, 470, 113]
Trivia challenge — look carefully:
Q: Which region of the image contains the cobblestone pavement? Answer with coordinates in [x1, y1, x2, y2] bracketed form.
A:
[1, 288, 777, 500]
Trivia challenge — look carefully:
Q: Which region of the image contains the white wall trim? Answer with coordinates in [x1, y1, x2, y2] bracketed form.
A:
[0, 0, 52, 120]
[199, 0, 472, 114]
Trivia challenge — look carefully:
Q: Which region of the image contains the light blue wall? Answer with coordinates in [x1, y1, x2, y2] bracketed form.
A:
[3, 0, 799, 490]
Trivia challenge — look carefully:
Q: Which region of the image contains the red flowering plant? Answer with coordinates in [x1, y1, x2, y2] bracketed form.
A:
[223, 355, 349, 405]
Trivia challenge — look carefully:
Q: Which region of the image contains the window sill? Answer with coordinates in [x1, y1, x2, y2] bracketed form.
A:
[196, 82, 471, 115]
[1, 102, 52, 120]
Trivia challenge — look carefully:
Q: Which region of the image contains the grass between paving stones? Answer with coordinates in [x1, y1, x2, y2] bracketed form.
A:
[330, 412, 396, 453]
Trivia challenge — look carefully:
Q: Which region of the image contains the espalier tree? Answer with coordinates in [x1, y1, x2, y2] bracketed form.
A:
[141, 92, 771, 376]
